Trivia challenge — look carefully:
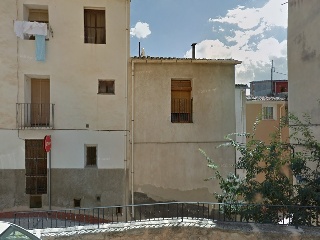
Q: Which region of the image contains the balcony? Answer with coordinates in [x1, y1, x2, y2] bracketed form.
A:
[16, 103, 54, 129]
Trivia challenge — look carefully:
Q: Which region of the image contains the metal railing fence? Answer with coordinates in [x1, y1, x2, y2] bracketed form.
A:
[1, 202, 319, 230]
[16, 103, 54, 129]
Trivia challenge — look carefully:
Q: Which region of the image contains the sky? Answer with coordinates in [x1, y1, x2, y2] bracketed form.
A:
[130, 0, 288, 85]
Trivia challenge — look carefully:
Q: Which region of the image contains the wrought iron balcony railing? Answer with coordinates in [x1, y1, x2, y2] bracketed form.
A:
[16, 103, 54, 129]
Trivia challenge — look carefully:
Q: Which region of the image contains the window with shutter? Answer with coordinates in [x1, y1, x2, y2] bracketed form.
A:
[171, 80, 193, 123]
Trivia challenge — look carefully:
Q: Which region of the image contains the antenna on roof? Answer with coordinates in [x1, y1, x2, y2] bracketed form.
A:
[138, 42, 141, 57]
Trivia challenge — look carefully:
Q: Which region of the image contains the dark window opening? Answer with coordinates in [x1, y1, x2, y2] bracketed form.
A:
[74, 199, 81, 208]
[98, 80, 115, 94]
[30, 195, 42, 208]
[84, 9, 106, 44]
[116, 206, 123, 215]
[86, 146, 97, 166]
[171, 80, 193, 123]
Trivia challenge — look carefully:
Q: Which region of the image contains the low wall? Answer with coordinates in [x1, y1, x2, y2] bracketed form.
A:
[40, 219, 320, 240]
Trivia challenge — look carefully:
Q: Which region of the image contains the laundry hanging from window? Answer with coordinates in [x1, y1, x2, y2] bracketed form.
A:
[14, 21, 47, 61]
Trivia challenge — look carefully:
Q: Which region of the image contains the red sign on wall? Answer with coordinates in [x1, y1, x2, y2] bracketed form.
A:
[44, 135, 51, 152]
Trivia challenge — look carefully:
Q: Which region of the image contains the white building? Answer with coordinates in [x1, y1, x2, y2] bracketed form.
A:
[0, 0, 130, 211]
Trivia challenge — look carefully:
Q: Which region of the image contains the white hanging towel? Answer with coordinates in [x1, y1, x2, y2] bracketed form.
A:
[14, 21, 47, 39]
[14, 21, 25, 39]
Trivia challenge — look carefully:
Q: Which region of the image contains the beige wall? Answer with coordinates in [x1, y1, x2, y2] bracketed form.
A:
[246, 100, 289, 183]
[0, 0, 130, 130]
[129, 59, 240, 202]
[288, 0, 320, 140]
[0, 0, 130, 210]
[246, 101, 288, 144]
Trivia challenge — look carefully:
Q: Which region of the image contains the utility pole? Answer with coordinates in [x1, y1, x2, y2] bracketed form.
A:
[270, 60, 275, 96]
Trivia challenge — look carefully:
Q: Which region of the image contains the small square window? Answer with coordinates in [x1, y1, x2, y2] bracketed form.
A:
[30, 195, 42, 208]
[262, 106, 274, 120]
[98, 80, 115, 94]
[85, 145, 97, 166]
[74, 198, 81, 208]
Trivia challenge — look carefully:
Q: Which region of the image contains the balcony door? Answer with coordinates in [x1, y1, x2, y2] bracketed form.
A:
[31, 79, 50, 126]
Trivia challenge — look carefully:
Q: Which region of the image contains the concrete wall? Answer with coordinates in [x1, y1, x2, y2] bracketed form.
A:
[0, 129, 127, 211]
[235, 87, 246, 179]
[0, 0, 129, 211]
[246, 101, 288, 144]
[246, 100, 289, 183]
[41, 222, 320, 240]
[0, 168, 125, 211]
[129, 59, 240, 202]
[288, 0, 320, 140]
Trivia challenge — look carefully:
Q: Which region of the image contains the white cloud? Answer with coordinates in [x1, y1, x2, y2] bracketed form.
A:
[186, 0, 288, 84]
[209, 0, 287, 30]
[130, 22, 151, 39]
[185, 38, 287, 83]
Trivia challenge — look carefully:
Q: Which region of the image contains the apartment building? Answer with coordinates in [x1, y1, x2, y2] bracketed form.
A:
[0, 0, 130, 211]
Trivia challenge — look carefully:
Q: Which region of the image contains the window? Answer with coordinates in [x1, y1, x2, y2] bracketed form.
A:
[262, 106, 274, 120]
[85, 145, 97, 166]
[171, 80, 193, 123]
[84, 9, 106, 44]
[116, 206, 123, 215]
[98, 80, 115, 94]
[30, 195, 42, 208]
[28, 9, 49, 23]
[27, 8, 49, 40]
[25, 140, 47, 195]
[74, 199, 81, 208]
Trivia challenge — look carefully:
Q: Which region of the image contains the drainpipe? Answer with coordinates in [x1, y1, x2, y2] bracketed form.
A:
[124, 0, 129, 207]
[191, 43, 197, 59]
[48, 150, 51, 210]
[279, 103, 285, 142]
[131, 60, 135, 217]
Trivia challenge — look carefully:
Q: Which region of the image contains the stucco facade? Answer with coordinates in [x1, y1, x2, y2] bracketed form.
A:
[0, 0, 130, 211]
[246, 97, 289, 182]
[288, 0, 320, 139]
[129, 58, 241, 203]
[246, 98, 288, 144]
[235, 85, 247, 179]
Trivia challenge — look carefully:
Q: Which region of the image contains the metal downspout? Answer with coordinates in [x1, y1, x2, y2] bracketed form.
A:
[131, 60, 135, 217]
[124, 0, 129, 207]
[280, 103, 285, 142]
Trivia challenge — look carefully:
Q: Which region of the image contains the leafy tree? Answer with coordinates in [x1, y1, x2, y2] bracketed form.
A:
[201, 113, 320, 225]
